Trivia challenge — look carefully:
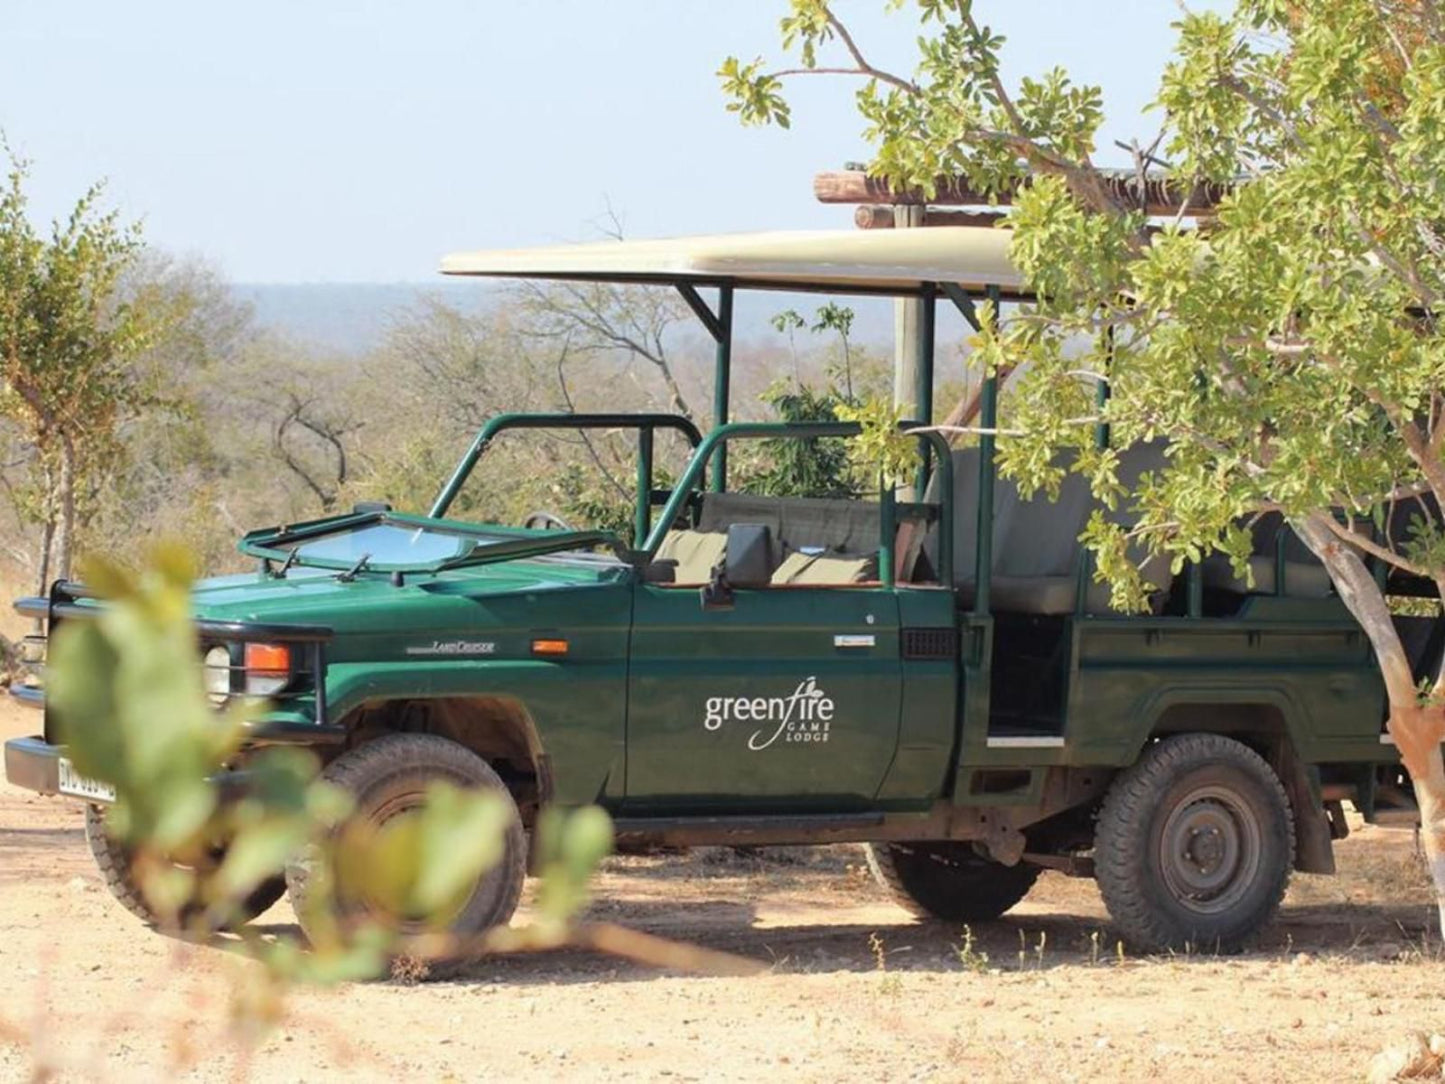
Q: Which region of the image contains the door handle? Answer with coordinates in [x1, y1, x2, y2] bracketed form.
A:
[834, 634, 876, 649]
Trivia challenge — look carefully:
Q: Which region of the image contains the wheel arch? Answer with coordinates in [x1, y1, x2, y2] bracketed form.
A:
[1137, 693, 1334, 875]
[337, 694, 552, 822]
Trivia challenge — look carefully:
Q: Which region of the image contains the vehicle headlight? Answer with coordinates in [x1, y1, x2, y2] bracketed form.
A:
[203, 646, 232, 703]
[243, 642, 292, 696]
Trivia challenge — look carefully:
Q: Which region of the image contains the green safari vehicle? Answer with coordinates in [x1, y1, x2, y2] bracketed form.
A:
[3, 226, 1423, 954]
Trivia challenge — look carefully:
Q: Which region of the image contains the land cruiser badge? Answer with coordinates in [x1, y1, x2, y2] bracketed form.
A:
[406, 640, 497, 657]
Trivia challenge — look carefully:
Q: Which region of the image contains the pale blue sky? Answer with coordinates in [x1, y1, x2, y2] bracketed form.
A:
[2, 1, 1225, 283]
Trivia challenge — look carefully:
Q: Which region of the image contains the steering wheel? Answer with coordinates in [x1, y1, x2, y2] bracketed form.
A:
[522, 510, 574, 531]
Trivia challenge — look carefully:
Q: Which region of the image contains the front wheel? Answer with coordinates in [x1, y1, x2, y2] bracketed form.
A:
[85, 804, 286, 931]
[1094, 733, 1294, 953]
[284, 733, 527, 974]
[866, 841, 1039, 921]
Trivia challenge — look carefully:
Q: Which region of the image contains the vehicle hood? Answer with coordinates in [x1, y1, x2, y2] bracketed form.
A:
[189, 557, 630, 630]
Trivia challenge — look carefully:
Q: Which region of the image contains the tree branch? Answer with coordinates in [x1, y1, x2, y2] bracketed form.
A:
[1320, 514, 1430, 578]
[553, 338, 632, 505]
[1297, 512, 1417, 702]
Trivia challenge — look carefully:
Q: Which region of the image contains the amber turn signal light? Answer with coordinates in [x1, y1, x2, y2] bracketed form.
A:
[531, 638, 568, 657]
[244, 642, 292, 676]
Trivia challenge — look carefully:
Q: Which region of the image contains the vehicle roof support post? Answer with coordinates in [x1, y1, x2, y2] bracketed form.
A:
[1078, 325, 1114, 613]
[1095, 326, 1112, 453]
[674, 281, 734, 491]
[635, 426, 654, 550]
[880, 480, 896, 588]
[893, 206, 925, 485]
[973, 285, 1001, 616]
[914, 286, 936, 499]
[712, 285, 734, 492]
[1276, 522, 1289, 597]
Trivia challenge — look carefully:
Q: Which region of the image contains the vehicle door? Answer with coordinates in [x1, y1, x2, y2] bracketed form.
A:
[624, 579, 902, 811]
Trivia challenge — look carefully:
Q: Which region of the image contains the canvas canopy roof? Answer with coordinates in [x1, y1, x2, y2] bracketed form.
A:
[440, 226, 1026, 297]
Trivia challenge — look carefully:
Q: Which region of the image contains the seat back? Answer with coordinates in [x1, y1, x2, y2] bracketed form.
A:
[1201, 512, 1334, 598]
[992, 468, 1095, 580]
[653, 528, 727, 585]
[696, 492, 880, 563]
[921, 449, 981, 586]
[923, 440, 1174, 613]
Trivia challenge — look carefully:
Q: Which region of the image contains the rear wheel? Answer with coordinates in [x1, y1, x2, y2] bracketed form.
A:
[1094, 733, 1294, 953]
[85, 804, 286, 931]
[866, 841, 1039, 921]
[284, 733, 527, 976]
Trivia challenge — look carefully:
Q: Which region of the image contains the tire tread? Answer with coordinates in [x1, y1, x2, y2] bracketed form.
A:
[284, 732, 527, 974]
[1094, 733, 1294, 953]
[866, 841, 1039, 922]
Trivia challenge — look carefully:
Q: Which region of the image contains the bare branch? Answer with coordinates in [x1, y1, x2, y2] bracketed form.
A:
[553, 338, 632, 505]
[765, 7, 918, 95]
[1320, 515, 1430, 578]
[272, 394, 357, 511]
[906, 423, 1027, 438]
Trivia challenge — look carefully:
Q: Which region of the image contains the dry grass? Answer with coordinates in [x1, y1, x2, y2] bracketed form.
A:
[2, 695, 1441, 1082]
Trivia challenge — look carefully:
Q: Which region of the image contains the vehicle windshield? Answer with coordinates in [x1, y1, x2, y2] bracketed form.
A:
[273, 522, 505, 569]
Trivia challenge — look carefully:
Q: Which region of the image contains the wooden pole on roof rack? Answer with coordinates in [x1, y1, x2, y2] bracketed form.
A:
[892, 205, 925, 435]
[854, 206, 1006, 230]
[817, 170, 1228, 217]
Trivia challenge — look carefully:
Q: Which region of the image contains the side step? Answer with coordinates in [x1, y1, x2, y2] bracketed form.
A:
[611, 811, 886, 847]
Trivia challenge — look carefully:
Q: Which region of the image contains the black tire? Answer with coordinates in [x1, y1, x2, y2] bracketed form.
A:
[284, 733, 526, 975]
[1095, 733, 1294, 954]
[85, 804, 286, 932]
[865, 841, 1040, 921]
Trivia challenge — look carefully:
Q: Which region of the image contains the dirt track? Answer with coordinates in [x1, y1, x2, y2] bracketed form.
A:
[1, 698, 1441, 1083]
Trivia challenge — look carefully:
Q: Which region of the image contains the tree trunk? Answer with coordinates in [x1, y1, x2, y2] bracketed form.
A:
[33, 458, 55, 598]
[1393, 704, 1445, 935]
[34, 516, 52, 599]
[53, 435, 77, 585]
[1298, 513, 1445, 936]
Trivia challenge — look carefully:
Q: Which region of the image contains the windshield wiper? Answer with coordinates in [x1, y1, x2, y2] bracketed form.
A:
[336, 553, 372, 583]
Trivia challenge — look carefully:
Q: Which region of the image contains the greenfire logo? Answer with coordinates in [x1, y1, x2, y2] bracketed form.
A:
[704, 677, 834, 751]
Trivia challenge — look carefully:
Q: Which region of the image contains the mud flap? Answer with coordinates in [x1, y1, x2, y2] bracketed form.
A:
[1272, 744, 1335, 875]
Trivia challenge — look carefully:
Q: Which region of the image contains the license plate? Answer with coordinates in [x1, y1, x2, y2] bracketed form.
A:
[57, 757, 116, 803]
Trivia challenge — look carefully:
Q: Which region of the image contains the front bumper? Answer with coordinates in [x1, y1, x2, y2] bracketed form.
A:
[6, 581, 346, 802]
[5, 578, 349, 800]
[3, 735, 61, 795]
[3, 727, 346, 802]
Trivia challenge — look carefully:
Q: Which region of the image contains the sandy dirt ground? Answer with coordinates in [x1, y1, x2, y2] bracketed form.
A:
[0, 698, 1441, 1084]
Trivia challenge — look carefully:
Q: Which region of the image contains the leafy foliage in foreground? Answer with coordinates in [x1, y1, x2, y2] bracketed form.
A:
[47, 546, 614, 984]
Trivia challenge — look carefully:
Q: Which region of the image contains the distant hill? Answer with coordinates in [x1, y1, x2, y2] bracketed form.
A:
[230, 282, 493, 354]
[230, 282, 902, 356]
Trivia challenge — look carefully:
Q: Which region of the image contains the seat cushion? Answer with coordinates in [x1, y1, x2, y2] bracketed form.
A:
[654, 529, 727, 584]
[771, 551, 877, 586]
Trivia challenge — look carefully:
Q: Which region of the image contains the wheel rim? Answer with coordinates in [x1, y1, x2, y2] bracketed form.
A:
[1157, 784, 1263, 916]
[338, 791, 475, 932]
